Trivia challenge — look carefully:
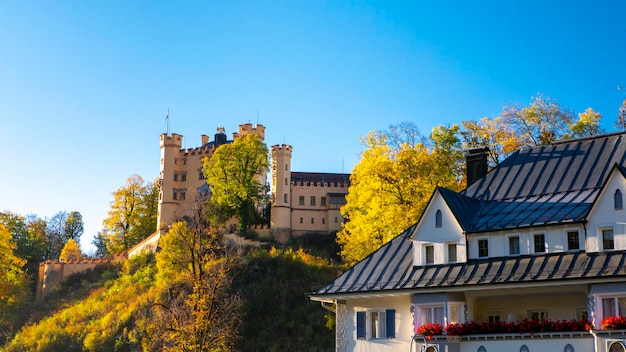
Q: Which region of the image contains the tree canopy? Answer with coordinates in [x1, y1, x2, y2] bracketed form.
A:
[102, 174, 158, 253]
[59, 238, 82, 262]
[202, 134, 269, 233]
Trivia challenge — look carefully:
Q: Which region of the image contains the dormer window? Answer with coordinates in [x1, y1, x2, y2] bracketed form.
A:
[615, 189, 623, 210]
[425, 245, 434, 264]
[435, 210, 442, 228]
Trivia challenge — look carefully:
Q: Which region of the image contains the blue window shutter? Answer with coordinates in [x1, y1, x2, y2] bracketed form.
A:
[356, 311, 366, 339]
[386, 309, 395, 338]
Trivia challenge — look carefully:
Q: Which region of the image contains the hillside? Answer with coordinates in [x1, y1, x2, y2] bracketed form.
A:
[4, 248, 340, 351]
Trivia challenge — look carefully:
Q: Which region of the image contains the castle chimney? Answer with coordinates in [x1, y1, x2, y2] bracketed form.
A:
[201, 134, 209, 145]
[466, 148, 489, 186]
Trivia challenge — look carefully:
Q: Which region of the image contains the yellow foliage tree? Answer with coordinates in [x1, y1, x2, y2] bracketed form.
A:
[59, 238, 82, 262]
[337, 126, 463, 265]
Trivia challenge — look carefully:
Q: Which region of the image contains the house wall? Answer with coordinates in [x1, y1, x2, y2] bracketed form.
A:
[586, 171, 626, 252]
[413, 192, 467, 265]
[346, 296, 413, 352]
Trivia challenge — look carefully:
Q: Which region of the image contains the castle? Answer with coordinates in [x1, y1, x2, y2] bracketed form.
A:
[157, 123, 350, 241]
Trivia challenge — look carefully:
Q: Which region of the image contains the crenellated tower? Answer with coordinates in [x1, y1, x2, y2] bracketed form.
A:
[158, 133, 183, 233]
[271, 144, 293, 241]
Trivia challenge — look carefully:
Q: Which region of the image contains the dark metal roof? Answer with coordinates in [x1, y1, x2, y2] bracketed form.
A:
[312, 132, 626, 298]
[312, 234, 626, 296]
[291, 172, 351, 186]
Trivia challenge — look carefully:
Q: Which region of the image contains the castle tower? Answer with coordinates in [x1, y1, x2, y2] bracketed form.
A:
[158, 133, 183, 233]
[271, 144, 292, 241]
[235, 123, 265, 141]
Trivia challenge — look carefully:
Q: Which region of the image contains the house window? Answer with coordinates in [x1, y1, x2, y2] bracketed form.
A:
[601, 296, 626, 319]
[321, 197, 327, 206]
[603, 228, 615, 250]
[567, 231, 580, 250]
[283, 193, 288, 203]
[527, 308, 549, 320]
[425, 245, 434, 264]
[447, 243, 457, 263]
[356, 309, 395, 340]
[435, 210, 442, 228]
[298, 196, 305, 206]
[616, 189, 623, 210]
[299, 217, 303, 224]
[534, 234, 546, 253]
[181, 172, 186, 182]
[420, 305, 445, 326]
[478, 238, 489, 258]
[576, 307, 588, 321]
[484, 310, 501, 323]
[310, 196, 316, 206]
[509, 236, 520, 255]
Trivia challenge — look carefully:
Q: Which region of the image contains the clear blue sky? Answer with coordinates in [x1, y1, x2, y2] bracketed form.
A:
[1, 1, 625, 254]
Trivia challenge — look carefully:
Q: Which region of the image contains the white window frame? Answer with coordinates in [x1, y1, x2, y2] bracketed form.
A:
[575, 306, 588, 321]
[526, 307, 549, 320]
[532, 232, 547, 254]
[369, 309, 388, 340]
[596, 294, 626, 324]
[483, 310, 502, 323]
[476, 237, 489, 258]
[563, 228, 581, 251]
[424, 244, 435, 265]
[600, 226, 615, 251]
[446, 242, 457, 263]
[506, 234, 521, 256]
[418, 304, 445, 326]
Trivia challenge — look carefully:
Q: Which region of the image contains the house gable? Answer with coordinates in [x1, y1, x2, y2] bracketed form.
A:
[412, 188, 466, 266]
[586, 165, 626, 253]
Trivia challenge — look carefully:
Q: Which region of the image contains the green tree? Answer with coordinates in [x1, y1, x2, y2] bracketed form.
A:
[0, 224, 28, 341]
[338, 124, 463, 265]
[568, 107, 604, 138]
[59, 238, 82, 262]
[502, 94, 575, 146]
[102, 174, 158, 253]
[154, 221, 241, 351]
[202, 134, 269, 233]
[64, 211, 84, 242]
[46, 211, 68, 260]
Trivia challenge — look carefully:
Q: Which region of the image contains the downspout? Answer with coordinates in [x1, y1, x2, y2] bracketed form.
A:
[321, 300, 336, 314]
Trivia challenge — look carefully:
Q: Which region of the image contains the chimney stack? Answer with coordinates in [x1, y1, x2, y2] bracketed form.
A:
[466, 148, 489, 186]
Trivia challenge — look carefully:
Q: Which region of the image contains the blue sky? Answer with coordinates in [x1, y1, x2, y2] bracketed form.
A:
[1, 1, 625, 254]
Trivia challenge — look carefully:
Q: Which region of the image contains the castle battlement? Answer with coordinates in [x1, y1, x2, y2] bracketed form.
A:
[271, 144, 293, 157]
[160, 133, 183, 148]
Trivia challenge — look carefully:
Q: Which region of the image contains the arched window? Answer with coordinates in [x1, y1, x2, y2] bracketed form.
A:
[435, 210, 442, 228]
[615, 189, 623, 210]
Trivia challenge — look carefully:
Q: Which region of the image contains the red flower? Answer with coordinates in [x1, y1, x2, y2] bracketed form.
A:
[416, 323, 444, 336]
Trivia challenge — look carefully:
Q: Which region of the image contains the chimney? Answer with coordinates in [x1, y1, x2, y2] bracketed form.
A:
[201, 134, 209, 145]
[466, 148, 489, 186]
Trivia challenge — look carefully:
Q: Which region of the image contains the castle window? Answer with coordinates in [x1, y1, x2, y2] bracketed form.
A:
[181, 172, 187, 182]
[311, 218, 315, 224]
[199, 169, 206, 180]
[182, 158, 187, 165]
[173, 189, 178, 200]
[283, 193, 288, 203]
[435, 210, 442, 228]
[284, 178, 288, 185]
[180, 190, 186, 200]
[299, 217, 303, 223]
[175, 158, 178, 165]
[285, 164, 288, 170]
[321, 197, 327, 206]
[299, 196, 305, 206]
[335, 217, 338, 223]
[615, 189, 623, 210]
[310, 196, 316, 206]
[322, 218, 325, 224]
[174, 173, 178, 182]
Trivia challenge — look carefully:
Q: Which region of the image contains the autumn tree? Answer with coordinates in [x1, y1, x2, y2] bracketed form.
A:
[202, 134, 269, 233]
[102, 175, 158, 253]
[0, 224, 28, 341]
[59, 238, 82, 262]
[154, 221, 241, 351]
[616, 99, 626, 131]
[337, 123, 463, 264]
[460, 117, 521, 167]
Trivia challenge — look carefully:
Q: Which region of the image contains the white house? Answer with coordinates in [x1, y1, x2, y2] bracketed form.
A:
[310, 132, 626, 352]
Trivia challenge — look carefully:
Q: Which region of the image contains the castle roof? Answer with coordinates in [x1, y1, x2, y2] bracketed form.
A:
[291, 172, 350, 186]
